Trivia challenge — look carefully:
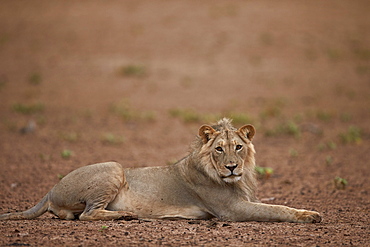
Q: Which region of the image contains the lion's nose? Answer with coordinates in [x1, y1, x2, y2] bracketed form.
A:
[225, 164, 238, 172]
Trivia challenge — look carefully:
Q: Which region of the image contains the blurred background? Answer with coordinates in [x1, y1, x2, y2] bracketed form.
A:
[0, 0, 369, 179]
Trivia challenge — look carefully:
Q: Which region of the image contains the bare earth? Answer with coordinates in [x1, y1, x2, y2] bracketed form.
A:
[0, 1, 369, 246]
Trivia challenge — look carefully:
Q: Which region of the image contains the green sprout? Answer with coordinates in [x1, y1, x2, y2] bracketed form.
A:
[99, 225, 109, 232]
[318, 141, 337, 151]
[169, 108, 202, 123]
[12, 103, 44, 114]
[316, 110, 333, 121]
[325, 156, 333, 165]
[226, 112, 253, 125]
[110, 100, 156, 122]
[340, 126, 362, 144]
[255, 166, 274, 179]
[119, 64, 146, 77]
[265, 121, 301, 138]
[101, 133, 124, 145]
[327, 48, 342, 61]
[327, 141, 337, 150]
[289, 149, 298, 157]
[61, 149, 73, 159]
[61, 132, 79, 142]
[39, 153, 51, 162]
[340, 113, 352, 122]
[29, 73, 42, 85]
[334, 177, 348, 190]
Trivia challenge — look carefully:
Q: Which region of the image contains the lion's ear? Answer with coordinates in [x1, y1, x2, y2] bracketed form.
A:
[238, 124, 256, 141]
[198, 125, 216, 144]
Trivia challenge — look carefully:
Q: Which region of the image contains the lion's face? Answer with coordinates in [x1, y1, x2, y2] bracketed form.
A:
[198, 120, 256, 183]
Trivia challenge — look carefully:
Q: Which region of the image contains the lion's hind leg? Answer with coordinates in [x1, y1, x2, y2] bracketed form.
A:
[77, 182, 137, 221]
[52, 208, 76, 220]
[49, 190, 137, 221]
[79, 208, 136, 221]
[49, 162, 136, 221]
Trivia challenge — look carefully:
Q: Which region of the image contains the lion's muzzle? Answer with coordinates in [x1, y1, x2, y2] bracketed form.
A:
[221, 164, 242, 183]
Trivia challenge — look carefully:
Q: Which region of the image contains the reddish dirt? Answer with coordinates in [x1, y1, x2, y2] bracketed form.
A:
[1, 1, 369, 246]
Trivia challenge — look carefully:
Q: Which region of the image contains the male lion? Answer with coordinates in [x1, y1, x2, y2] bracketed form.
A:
[0, 118, 321, 223]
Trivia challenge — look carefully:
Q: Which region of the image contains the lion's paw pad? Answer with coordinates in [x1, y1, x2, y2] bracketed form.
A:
[296, 210, 322, 223]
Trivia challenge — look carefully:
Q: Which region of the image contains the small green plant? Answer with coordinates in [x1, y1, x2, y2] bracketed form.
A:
[61, 132, 79, 142]
[316, 110, 333, 121]
[265, 121, 301, 138]
[352, 48, 370, 61]
[169, 108, 255, 125]
[82, 109, 94, 119]
[119, 64, 146, 77]
[169, 108, 202, 123]
[100, 225, 109, 231]
[340, 126, 362, 144]
[289, 149, 298, 157]
[61, 149, 73, 159]
[39, 153, 51, 162]
[139, 111, 157, 122]
[259, 98, 287, 120]
[29, 73, 42, 85]
[101, 133, 124, 145]
[293, 113, 304, 123]
[284, 121, 301, 138]
[12, 103, 44, 114]
[327, 48, 342, 61]
[317, 143, 326, 151]
[255, 166, 274, 179]
[225, 112, 254, 125]
[318, 141, 337, 151]
[260, 106, 282, 120]
[2, 119, 17, 132]
[110, 100, 131, 119]
[325, 156, 333, 165]
[110, 100, 156, 122]
[333, 177, 348, 190]
[57, 174, 65, 180]
[327, 141, 337, 150]
[36, 115, 47, 126]
[340, 113, 352, 122]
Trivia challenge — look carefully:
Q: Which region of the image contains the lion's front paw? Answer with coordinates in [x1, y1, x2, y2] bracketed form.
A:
[295, 210, 322, 223]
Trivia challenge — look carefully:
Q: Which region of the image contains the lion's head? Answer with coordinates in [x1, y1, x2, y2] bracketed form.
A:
[194, 118, 256, 187]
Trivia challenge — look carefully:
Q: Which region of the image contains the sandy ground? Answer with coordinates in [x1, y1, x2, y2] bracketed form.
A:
[0, 0, 369, 246]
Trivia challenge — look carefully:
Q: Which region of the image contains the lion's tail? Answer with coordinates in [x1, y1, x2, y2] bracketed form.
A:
[0, 194, 49, 220]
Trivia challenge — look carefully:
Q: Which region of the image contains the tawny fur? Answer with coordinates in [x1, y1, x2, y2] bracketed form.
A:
[0, 118, 321, 223]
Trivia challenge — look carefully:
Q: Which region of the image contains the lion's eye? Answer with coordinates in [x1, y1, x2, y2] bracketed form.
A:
[215, 147, 223, 152]
[236, 145, 243, 151]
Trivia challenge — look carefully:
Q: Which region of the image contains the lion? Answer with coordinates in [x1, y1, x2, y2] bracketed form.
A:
[0, 118, 321, 223]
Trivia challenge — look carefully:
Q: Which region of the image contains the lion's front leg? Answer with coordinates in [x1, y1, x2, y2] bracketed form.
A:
[220, 201, 321, 223]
